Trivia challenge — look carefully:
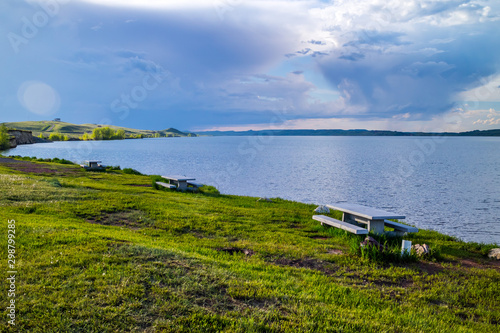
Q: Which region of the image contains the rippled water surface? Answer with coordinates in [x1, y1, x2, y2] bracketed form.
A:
[7, 136, 500, 244]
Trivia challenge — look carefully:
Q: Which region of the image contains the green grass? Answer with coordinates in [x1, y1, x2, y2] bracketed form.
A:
[0, 157, 499, 332]
[1, 121, 193, 140]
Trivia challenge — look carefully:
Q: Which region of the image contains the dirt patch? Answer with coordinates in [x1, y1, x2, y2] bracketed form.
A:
[87, 210, 155, 229]
[414, 261, 445, 275]
[0, 158, 81, 176]
[458, 258, 500, 271]
[0, 157, 27, 164]
[372, 278, 413, 288]
[272, 257, 337, 275]
[309, 235, 329, 240]
[327, 249, 343, 255]
[217, 248, 254, 256]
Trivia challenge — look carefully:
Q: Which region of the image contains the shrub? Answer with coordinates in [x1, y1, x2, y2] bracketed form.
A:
[0, 124, 10, 150]
[199, 185, 220, 195]
[123, 168, 143, 175]
[48, 133, 68, 141]
[80, 133, 92, 141]
[150, 175, 167, 190]
[90, 127, 126, 140]
[46, 178, 62, 187]
[51, 157, 75, 165]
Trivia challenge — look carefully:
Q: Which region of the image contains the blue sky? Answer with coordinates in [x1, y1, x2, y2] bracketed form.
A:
[1, 0, 499, 132]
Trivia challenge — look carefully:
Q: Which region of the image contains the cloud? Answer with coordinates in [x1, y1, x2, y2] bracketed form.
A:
[338, 53, 365, 61]
[306, 0, 500, 121]
[90, 22, 102, 31]
[470, 108, 500, 125]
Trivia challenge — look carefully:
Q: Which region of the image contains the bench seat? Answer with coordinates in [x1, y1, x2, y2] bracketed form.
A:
[384, 220, 418, 233]
[187, 182, 204, 188]
[155, 181, 177, 189]
[313, 215, 368, 235]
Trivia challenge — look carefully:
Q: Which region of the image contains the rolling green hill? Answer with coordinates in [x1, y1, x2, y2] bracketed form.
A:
[2, 121, 195, 139]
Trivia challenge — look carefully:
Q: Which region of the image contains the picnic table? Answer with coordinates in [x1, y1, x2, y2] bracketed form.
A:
[314, 203, 418, 235]
[80, 160, 104, 170]
[160, 175, 202, 191]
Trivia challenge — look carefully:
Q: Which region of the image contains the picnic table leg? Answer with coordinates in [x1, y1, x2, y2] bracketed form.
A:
[342, 213, 353, 223]
[368, 219, 385, 234]
[177, 181, 188, 191]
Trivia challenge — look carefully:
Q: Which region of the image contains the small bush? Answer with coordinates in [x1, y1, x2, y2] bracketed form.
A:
[51, 157, 75, 165]
[123, 168, 143, 175]
[0, 124, 10, 150]
[48, 132, 69, 141]
[199, 185, 220, 195]
[150, 175, 170, 191]
[46, 178, 62, 187]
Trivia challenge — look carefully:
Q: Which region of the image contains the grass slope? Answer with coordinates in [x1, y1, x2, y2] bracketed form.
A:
[2, 121, 192, 139]
[0, 157, 499, 332]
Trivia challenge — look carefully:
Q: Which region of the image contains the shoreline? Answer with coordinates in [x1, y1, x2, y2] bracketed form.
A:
[3, 140, 500, 246]
[1, 154, 498, 247]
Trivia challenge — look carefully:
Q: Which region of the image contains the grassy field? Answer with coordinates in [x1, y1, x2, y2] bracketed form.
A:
[2, 121, 193, 139]
[0, 156, 499, 332]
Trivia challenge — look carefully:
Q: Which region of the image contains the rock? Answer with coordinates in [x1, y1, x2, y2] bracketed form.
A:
[7, 130, 35, 148]
[257, 197, 273, 202]
[360, 236, 386, 251]
[242, 249, 254, 256]
[412, 244, 430, 256]
[314, 205, 330, 213]
[217, 248, 254, 256]
[488, 248, 500, 260]
[32, 136, 52, 143]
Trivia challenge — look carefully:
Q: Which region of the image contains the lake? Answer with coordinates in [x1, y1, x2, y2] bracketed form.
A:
[6, 136, 500, 245]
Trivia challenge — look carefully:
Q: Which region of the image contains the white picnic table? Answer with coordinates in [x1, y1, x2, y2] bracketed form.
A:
[315, 203, 417, 235]
[161, 175, 199, 191]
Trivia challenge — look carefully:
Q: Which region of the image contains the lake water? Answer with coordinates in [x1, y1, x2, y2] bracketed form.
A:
[6, 136, 500, 245]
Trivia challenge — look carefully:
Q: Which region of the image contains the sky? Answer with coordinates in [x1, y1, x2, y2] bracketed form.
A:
[1, 0, 499, 132]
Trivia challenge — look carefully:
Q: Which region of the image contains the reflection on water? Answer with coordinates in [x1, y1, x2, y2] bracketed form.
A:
[7, 136, 500, 244]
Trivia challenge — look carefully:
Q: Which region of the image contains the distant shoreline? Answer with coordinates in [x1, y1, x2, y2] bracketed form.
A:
[196, 128, 500, 137]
